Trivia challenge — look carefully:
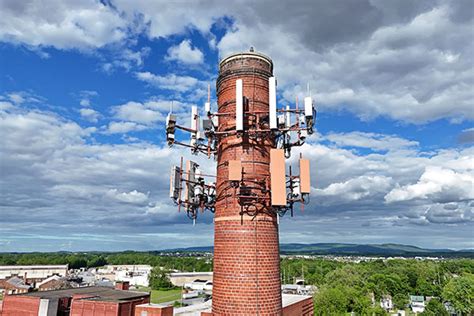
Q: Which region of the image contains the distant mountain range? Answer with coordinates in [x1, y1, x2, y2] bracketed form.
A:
[162, 243, 474, 257]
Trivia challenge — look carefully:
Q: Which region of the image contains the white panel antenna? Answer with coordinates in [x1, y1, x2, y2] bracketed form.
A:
[206, 84, 211, 114]
[304, 97, 313, 118]
[299, 114, 308, 139]
[169, 166, 181, 199]
[191, 105, 198, 130]
[190, 105, 198, 146]
[285, 105, 291, 128]
[212, 115, 219, 128]
[236, 79, 243, 131]
[278, 112, 285, 129]
[269, 77, 277, 129]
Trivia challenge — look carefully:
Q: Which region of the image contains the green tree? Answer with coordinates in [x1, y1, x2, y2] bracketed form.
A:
[149, 267, 174, 290]
[67, 257, 88, 269]
[367, 306, 388, 316]
[416, 267, 441, 297]
[442, 274, 474, 315]
[87, 256, 107, 268]
[392, 293, 408, 309]
[314, 286, 349, 315]
[349, 290, 373, 314]
[421, 298, 448, 316]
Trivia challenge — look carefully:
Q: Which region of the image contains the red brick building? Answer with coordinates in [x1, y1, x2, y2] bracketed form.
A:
[37, 275, 72, 291]
[0, 276, 32, 295]
[282, 295, 314, 315]
[0, 285, 149, 316]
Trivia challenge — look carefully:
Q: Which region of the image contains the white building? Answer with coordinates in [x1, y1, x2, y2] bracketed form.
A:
[95, 265, 152, 287]
[0, 265, 68, 281]
[97, 265, 152, 274]
[169, 272, 213, 287]
[184, 280, 213, 292]
[410, 295, 425, 313]
[281, 284, 316, 295]
[115, 269, 149, 287]
[380, 295, 393, 311]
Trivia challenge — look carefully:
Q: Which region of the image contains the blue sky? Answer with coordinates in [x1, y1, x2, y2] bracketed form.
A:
[0, 0, 473, 252]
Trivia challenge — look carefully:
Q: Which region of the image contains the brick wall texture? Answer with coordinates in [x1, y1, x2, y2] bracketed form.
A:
[70, 296, 149, 316]
[282, 297, 314, 316]
[212, 52, 282, 315]
[0, 295, 40, 316]
[134, 304, 173, 316]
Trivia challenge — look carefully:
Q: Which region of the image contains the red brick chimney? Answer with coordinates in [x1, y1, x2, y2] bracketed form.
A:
[212, 51, 282, 315]
[115, 281, 130, 291]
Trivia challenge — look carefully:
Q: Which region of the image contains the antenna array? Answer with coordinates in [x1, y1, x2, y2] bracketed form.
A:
[166, 57, 316, 222]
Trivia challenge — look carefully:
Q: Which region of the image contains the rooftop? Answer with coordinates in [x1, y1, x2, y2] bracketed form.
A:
[16, 286, 149, 302]
[410, 295, 425, 302]
[5, 276, 31, 289]
[0, 265, 68, 270]
[219, 50, 273, 69]
[172, 294, 312, 315]
[282, 294, 312, 306]
[170, 272, 213, 277]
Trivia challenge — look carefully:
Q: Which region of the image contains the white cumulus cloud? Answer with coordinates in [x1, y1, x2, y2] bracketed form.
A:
[385, 166, 474, 203]
[0, 0, 127, 50]
[79, 108, 100, 123]
[166, 40, 204, 64]
[106, 189, 149, 204]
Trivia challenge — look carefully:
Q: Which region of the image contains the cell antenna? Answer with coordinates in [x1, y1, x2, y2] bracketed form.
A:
[207, 84, 211, 103]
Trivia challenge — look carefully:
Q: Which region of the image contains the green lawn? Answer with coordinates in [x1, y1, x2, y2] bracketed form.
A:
[136, 287, 182, 304]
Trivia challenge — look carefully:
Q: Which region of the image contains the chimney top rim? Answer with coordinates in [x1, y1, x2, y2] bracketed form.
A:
[219, 51, 273, 69]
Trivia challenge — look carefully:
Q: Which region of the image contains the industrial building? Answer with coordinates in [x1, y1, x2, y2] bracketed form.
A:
[169, 272, 213, 287]
[0, 282, 149, 316]
[0, 265, 68, 284]
[98, 265, 153, 288]
[0, 276, 32, 295]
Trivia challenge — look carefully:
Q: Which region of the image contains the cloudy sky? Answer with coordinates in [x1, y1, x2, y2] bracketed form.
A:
[0, 0, 473, 252]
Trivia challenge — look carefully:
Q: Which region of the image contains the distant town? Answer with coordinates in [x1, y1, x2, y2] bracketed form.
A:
[0, 249, 472, 315]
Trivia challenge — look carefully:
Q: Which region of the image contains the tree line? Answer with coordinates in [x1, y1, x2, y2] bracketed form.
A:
[0, 252, 212, 272]
[281, 257, 473, 315]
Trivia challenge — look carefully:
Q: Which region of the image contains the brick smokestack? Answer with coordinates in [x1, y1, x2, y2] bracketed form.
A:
[115, 281, 130, 291]
[212, 52, 282, 315]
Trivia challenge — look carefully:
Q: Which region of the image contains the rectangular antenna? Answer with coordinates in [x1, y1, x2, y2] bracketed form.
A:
[228, 160, 242, 181]
[269, 77, 277, 129]
[285, 105, 291, 128]
[212, 115, 219, 128]
[169, 166, 181, 199]
[185, 161, 198, 202]
[304, 96, 313, 117]
[190, 105, 198, 146]
[236, 79, 243, 131]
[191, 105, 198, 131]
[205, 102, 211, 114]
[299, 158, 311, 194]
[202, 119, 212, 131]
[270, 149, 287, 206]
